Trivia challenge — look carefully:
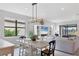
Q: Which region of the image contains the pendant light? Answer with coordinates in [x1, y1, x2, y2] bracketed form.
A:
[31, 3, 44, 25]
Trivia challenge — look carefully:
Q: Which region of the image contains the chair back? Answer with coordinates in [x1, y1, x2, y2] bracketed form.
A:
[19, 36, 26, 48]
[19, 36, 26, 39]
[49, 40, 56, 54]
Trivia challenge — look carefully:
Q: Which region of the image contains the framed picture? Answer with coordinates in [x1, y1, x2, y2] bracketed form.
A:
[40, 25, 49, 36]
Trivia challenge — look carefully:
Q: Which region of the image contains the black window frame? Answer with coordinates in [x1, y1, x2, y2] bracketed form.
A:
[4, 19, 26, 37]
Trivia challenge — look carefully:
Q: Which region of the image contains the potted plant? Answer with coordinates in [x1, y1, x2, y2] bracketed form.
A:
[31, 35, 38, 41]
[29, 31, 38, 41]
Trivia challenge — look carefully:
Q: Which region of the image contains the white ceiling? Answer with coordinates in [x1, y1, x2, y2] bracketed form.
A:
[0, 3, 79, 23]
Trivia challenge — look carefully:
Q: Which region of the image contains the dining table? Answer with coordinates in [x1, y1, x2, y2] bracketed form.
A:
[24, 40, 49, 55]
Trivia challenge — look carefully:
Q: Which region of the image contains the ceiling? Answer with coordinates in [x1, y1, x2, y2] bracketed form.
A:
[0, 3, 79, 23]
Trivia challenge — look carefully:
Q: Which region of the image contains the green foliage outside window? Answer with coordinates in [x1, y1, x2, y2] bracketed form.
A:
[4, 29, 16, 37]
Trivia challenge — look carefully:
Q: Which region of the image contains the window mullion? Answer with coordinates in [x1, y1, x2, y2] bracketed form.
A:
[15, 20, 17, 36]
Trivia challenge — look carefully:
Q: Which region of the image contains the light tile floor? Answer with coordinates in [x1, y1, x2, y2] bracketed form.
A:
[14, 48, 73, 56]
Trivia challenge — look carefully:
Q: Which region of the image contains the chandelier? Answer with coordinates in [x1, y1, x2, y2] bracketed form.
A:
[30, 3, 44, 25]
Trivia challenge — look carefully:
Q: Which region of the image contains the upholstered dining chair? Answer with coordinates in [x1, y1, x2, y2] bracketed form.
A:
[19, 36, 26, 56]
[19, 36, 38, 56]
[41, 40, 56, 56]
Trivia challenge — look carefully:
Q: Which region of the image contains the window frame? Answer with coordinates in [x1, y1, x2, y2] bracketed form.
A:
[4, 19, 26, 37]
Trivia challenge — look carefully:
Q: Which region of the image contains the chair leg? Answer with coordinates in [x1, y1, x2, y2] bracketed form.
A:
[53, 51, 54, 56]
[41, 51, 43, 56]
[35, 49, 38, 55]
[19, 47, 21, 56]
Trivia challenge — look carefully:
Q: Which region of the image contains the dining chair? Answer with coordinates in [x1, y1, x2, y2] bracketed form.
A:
[19, 36, 26, 56]
[41, 40, 56, 56]
[19, 36, 38, 56]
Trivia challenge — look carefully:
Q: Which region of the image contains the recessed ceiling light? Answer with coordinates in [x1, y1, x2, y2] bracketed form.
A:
[61, 8, 64, 11]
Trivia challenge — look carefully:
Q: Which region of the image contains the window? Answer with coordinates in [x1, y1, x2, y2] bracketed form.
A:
[4, 19, 26, 37]
[59, 24, 77, 37]
[34, 25, 49, 36]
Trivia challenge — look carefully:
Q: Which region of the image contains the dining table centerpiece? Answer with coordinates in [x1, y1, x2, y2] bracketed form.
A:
[31, 35, 38, 41]
[29, 31, 38, 41]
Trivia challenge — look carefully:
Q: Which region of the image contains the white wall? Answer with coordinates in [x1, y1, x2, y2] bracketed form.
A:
[0, 17, 4, 39]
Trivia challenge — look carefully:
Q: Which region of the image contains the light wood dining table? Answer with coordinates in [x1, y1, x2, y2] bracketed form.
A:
[27, 40, 49, 49]
[24, 40, 49, 55]
[0, 39, 15, 56]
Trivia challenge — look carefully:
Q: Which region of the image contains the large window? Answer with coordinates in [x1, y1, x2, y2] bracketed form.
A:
[59, 24, 77, 37]
[4, 19, 26, 37]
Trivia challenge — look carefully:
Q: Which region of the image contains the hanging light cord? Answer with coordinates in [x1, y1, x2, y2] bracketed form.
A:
[32, 4, 34, 20]
[36, 3, 37, 21]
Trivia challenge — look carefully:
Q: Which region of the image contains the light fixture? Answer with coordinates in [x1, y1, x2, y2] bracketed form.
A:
[32, 3, 37, 22]
[29, 3, 44, 25]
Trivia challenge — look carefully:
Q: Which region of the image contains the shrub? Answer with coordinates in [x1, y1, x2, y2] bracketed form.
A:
[4, 29, 16, 37]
